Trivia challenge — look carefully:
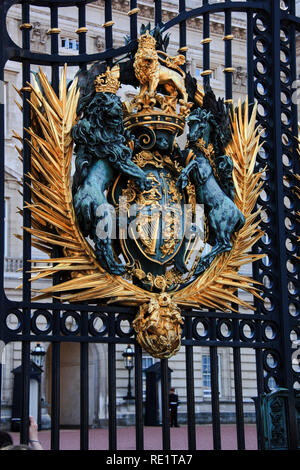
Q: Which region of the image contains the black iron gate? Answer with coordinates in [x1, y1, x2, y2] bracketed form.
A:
[0, 0, 299, 451]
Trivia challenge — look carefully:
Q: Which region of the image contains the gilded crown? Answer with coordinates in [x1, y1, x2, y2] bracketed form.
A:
[138, 30, 156, 50]
[94, 65, 120, 94]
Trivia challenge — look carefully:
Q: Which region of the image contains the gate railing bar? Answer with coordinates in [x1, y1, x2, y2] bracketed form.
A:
[20, 0, 31, 446]
[22, 0, 94, 5]
[7, 46, 138, 66]
[3, 300, 270, 321]
[50, 4, 59, 90]
[232, 307, 246, 450]
[280, 10, 300, 30]
[209, 315, 221, 450]
[80, 314, 89, 450]
[254, 319, 265, 450]
[271, 0, 298, 450]
[161, 2, 270, 36]
[247, 3, 265, 449]
[3, 300, 272, 321]
[4, 300, 138, 314]
[51, 310, 61, 451]
[4, 299, 270, 321]
[4, 328, 275, 350]
[78, 3, 87, 69]
[246, 4, 268, 450]
[21, 0, 31, 305]
[0, 0, 7, 427]
[210, 344, 221, 450]
[0, 363, 2, 428]
[285, 0, 300, 442]
[247, 1, 255, 105]
[160, 358, 170, 450]
[108, 315, 117, 450]
[289, 0, 300, 300]
[182, 338, 271, 349]
[129, 0, 138, 42]
[134, 343, 144, 450]
[154, 0, 162, 27]
[233, 347, 246, 449]
[0, 2, 5, 388]
[185, 345, 196, 450]
[202, 0, 211, 90]
[49, 5, 61, 451]
[185, 316, 196, 450]
[104, 0, 113, 67]
[179, 0, 187, 73]
[224, 9, 233, 102]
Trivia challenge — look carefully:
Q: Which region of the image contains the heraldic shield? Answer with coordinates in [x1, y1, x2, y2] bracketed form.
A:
[15, 26, 265, 359]
[111, 163, 187, 273]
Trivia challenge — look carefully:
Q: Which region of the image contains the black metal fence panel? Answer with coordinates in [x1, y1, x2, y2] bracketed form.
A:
[0, 0, 299, 451]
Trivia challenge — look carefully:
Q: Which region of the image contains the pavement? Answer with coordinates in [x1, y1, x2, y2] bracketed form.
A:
[11, 424, 258, 451]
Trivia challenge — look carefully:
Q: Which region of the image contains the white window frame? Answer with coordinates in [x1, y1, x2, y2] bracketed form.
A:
[202, 353, 222, 399]
[142, 355, 157, 400]
[60, 37, 79, 51]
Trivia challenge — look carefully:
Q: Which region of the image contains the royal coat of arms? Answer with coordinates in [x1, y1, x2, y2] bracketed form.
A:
[15, 26, 264, 358]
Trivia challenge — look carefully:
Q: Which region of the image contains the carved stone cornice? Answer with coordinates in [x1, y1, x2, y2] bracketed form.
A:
[93, 1, 247, 41]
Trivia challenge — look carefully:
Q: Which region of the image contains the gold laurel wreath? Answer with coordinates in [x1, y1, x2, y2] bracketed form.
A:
[14, 66, 265, 312]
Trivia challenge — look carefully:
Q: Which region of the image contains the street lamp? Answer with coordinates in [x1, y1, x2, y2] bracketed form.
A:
[31, 343, 46, 370]
[122, 344, 135, 400]
[30, 343, 46, 430]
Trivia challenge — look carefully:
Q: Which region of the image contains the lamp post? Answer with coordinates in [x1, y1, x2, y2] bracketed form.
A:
[122, 344, 135, 400]
[30, 343, 46, 430]
[31, 343, 46, 370]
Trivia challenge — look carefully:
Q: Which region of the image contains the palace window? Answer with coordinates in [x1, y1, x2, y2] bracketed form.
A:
[142, 355, 156, 400]
[202, 353, 222, 398]
[195, 67, 202, 80]
[61, 38, 79, 51]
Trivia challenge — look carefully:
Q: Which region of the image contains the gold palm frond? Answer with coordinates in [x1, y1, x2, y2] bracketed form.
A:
[15, 69, 264, 312]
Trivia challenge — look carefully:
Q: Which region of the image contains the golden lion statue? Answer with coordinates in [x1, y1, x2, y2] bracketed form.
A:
[133, 31, 188, 105]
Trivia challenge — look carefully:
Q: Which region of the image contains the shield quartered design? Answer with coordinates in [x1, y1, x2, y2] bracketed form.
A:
[111, 163, 186, 269]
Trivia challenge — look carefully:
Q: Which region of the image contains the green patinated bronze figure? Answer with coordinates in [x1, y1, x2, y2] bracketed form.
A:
[176, 106, 245, 275]
[72, 76, 150, 275]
